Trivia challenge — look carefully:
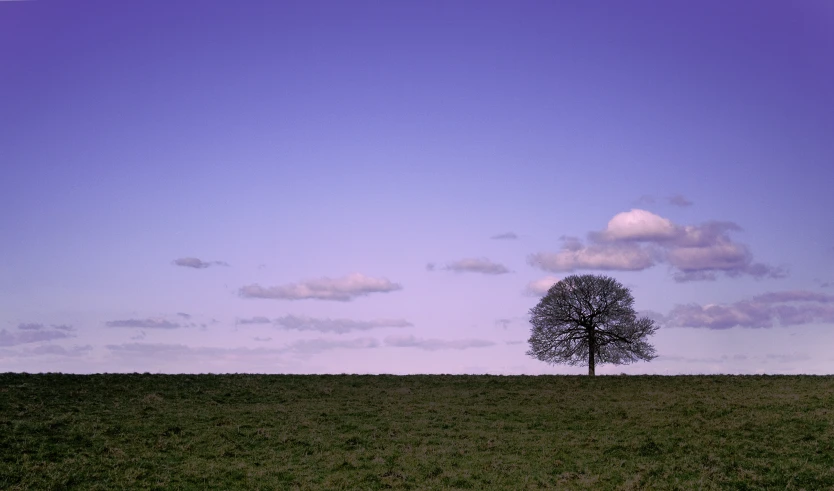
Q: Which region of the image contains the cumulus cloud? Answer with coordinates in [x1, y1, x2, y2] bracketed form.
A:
[238, 273, 402, 301]
[667, 290, 834, 329]
[438, 258, 510, 275]
[173, 257, 229, 269]
[529, 209, 783, 281]
[176, 312, 191, 319]
[524, 276, 561, 296]
[272, 315, 412, 334]
[105, 318, 181, 329]
[384, 335, 495, 351]
[237, 316, 272, 325]
[595, 209, 678, 242]
[491, 232, 518, 240]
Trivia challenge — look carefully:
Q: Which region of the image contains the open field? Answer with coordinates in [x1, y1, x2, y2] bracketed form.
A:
[1, 374, 833, 490]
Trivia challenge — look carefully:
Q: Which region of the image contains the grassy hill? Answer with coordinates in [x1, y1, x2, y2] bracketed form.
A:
[1, 373, 832, 489]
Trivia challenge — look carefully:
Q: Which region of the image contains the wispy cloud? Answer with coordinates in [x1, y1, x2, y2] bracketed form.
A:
[110, 337, 381, 358]
[384, 335, 495, 351]
[634, 194, 693, 208]
[237, 316, 272, 325]
[529, 209, 783, 281]
[105, 318, 181, 329]
[0, 345, 92, 358]
[667, 194, 693, 207]
[284, 337, 380, 354]
[667, 290, 834, 329]
[491, 232, 518, 240]
[437, 258, 510, 275]
[17, 323, 44, 330]
[173, 257, 229, 269]
[238, 273, 402, 301]
[272, 315, 412, 334]
[524, 276, 561, 296]
[0, 327, 73, 347]
[528, 242, 655, 272]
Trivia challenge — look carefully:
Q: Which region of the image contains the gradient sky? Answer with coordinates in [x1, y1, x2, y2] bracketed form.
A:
[2, 0, 833, 375]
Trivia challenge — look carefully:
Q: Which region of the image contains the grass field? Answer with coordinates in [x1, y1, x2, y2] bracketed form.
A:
[1, 373, 833, 490]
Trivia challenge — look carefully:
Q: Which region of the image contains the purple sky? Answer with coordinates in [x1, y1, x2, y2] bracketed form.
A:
[2, 0, 833, 374]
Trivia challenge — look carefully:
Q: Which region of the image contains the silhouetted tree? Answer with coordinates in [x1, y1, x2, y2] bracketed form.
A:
[527, 274, 658, 376]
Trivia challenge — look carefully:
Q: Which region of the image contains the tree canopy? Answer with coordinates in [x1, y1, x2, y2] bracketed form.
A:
[527, 274, 658, 376]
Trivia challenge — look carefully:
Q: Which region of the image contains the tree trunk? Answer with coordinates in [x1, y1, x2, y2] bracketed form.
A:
[588, 326, 596, 377]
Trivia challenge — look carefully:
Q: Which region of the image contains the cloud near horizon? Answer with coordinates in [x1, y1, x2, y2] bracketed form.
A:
[384, 335, 495, 351]
[272, 315, 412, 334]
[529, 209, 784, 281]
[668, 290, 834, 329]
[238, 273, 402, 301]
[490, 232, 518, 240]
[106, 338, 381, 359]
[105, 318, 181, 329]
[173, 257, 229, 269]
[0, 344, 92, 358]
[1, 323, 75, 347]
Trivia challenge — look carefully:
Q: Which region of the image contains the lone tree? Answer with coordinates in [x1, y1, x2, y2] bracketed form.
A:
[527, 274, 658, 376]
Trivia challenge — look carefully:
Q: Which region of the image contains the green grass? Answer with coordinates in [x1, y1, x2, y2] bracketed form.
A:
[1, 374, 832, 490]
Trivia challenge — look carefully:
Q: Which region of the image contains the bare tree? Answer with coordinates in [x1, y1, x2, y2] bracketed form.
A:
[527, 274, 658, 376]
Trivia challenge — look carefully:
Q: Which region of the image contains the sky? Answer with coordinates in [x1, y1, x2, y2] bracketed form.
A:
[1, 0, 833, 375]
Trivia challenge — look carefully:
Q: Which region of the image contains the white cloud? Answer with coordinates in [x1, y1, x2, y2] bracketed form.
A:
[239, 273, 402, 301]
[597, 209, 677, 242]
[524, 276, 561, 296]
[384, 335, 495, 351]
[272, 315, 412, 334]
